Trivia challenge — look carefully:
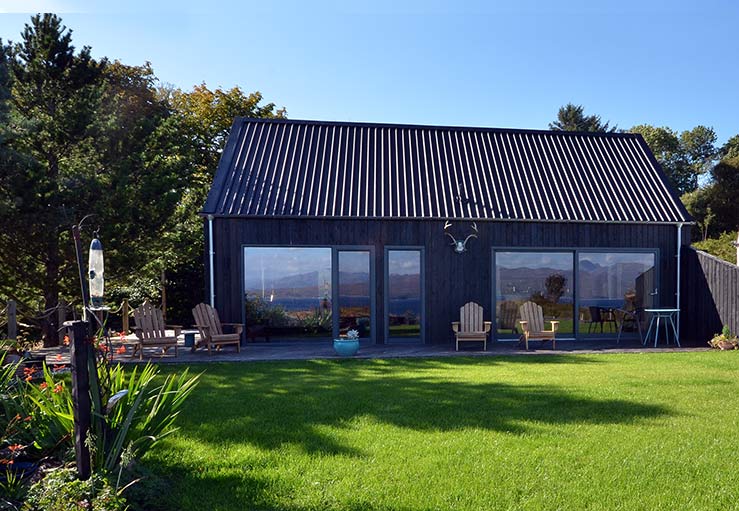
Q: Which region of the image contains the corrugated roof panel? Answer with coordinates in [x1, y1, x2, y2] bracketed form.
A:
[203, 118, 692, 224]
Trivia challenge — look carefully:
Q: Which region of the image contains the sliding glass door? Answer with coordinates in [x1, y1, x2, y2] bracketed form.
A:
[493, 249, 658, 341]
[577, 252, 656, 337]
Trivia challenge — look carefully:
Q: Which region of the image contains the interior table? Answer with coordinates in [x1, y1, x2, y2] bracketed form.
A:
[643, 308, 680, 347]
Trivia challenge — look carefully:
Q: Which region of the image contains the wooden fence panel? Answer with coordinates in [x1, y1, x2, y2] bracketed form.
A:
[681, 247, 739, 344]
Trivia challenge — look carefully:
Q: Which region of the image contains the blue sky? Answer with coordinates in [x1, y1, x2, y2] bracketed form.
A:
[1, 0, 737, 144]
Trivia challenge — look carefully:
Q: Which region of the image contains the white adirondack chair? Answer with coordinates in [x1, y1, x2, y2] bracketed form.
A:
[452, 302, 492, 351]
[518, 301, 558, 350]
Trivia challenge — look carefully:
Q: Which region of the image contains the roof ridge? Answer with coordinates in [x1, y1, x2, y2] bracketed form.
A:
[236, 117, 641, 139]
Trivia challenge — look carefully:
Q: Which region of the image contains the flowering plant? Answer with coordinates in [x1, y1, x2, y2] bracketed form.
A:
[345, 329, 359, 340]
[708, 326, 738, 350]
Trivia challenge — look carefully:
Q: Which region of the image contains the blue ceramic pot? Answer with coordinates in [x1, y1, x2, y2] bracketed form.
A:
[333, 339, 360, 356]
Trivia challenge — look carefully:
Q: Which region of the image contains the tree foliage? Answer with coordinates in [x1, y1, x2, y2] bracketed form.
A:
[0, 14, 105, 344]
[692, 230, 738, 265]
[683, 152, 739, 247]
[148, 83, 286, 325]
[549, 103, 617, 132]
[720, 135, 739, 160]
[630, 124, 717, 195]
[0, 14, 286, 342]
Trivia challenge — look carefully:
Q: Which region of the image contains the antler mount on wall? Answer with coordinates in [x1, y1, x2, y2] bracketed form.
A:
[444, 221, 478, 254]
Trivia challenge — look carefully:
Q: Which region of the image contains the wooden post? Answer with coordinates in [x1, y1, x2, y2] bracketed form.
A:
[72, 224, 90, 322]
[57, 299, 67, 344]
[70, 320, 91, 480]
[7, 300, 16, 340]
[160, 270, 167, 322]
[122, 299, 130, 334]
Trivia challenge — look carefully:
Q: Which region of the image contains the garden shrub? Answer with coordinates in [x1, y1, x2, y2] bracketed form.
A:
[24, 468, 126, 511]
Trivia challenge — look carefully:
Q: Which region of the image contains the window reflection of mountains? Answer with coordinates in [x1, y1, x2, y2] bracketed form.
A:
[499, 262, 650, 297]
[245, 271, 420, 298]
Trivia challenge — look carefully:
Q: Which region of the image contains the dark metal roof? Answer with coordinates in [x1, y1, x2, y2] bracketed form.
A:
[203, 118, 692, 224]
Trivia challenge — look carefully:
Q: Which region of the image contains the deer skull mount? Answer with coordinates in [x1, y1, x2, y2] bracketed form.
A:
[444, 221, 478, 254]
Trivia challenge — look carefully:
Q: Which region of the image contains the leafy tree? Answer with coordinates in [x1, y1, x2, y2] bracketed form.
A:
[144, 83, 286, 324]
[0, 15, 288, 339]
[630, 124, 717, 195]
[544, 274, 567, 303]
[549, 103, 617, 132]
[705, 156, 739, 233]
[89, 61, 194, 318]
[683, 155, 739, 239]
[1, 14, 106, 345]
[692, 231, 738, 265]
[720, 135, 739, 160]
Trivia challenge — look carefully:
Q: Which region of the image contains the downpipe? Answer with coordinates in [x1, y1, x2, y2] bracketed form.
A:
[208, 215, 215, 307]
[676, 222, 683, 343]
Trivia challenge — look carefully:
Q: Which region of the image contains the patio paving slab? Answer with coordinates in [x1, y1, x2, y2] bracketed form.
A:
[32, 337, 708, 366]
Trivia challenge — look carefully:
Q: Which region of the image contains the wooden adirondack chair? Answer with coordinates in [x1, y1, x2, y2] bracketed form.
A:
[452, 302, 492, 351]
[498, 300, 519, 334]
[192, 303, 242, 355]
[131, 300, 181, 360]
[518, 301, 558, 350]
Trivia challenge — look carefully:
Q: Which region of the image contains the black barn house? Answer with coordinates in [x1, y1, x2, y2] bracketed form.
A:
[202, 118, 692, 346]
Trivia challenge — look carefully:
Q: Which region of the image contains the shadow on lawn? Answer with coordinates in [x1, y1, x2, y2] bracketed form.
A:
[174, 356, 668, 457]
[160, 469, 424, 511]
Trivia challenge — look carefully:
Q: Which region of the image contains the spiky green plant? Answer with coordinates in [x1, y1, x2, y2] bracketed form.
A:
[93, 362, 200, 472]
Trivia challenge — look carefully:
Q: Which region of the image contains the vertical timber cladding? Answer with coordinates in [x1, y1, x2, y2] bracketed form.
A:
[214, 217, 679, 345]
[681, 247, 739, 344]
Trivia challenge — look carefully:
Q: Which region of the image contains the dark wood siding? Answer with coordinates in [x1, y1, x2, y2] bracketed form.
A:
[681, 247, 739, 344]
[211, 218, 681, 345]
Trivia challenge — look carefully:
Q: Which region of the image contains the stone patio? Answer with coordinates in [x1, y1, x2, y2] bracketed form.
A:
[33, 334, 706, 366]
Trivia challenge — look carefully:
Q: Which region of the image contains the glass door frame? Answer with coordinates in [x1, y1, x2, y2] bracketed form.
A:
[332, 246, 377, 344]
[241, 244, 376, 343]
[491, 247, 660, 342]
[384, 246, 426, 344]
[575, 248, 660, 340]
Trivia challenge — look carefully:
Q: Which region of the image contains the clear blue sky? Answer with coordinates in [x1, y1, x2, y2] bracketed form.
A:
[1, 0, 737, 145]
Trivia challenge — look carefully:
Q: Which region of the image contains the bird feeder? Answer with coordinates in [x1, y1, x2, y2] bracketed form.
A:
[88, 236, 104, 309]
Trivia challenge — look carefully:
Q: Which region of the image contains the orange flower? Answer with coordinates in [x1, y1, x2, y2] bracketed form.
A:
[98, 343, 109, 353]
[52, 365, 64, 372]
[53, 383, 63, 394]
[39, 382, 48, 390]
[23, 416, 31, 422]
[63, 335, 70, 346]
[116, 345, 127, 355]
[55, 354, 63, 362]
[13, 414, 20, 422]
[7, 444, 23, 453]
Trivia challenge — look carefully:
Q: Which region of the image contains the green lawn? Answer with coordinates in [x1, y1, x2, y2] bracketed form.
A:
[146, 352, 739, 510]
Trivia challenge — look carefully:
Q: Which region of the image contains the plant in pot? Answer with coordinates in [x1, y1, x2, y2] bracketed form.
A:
[333, 329, 360, 357]
[708, 326, 739, 350]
